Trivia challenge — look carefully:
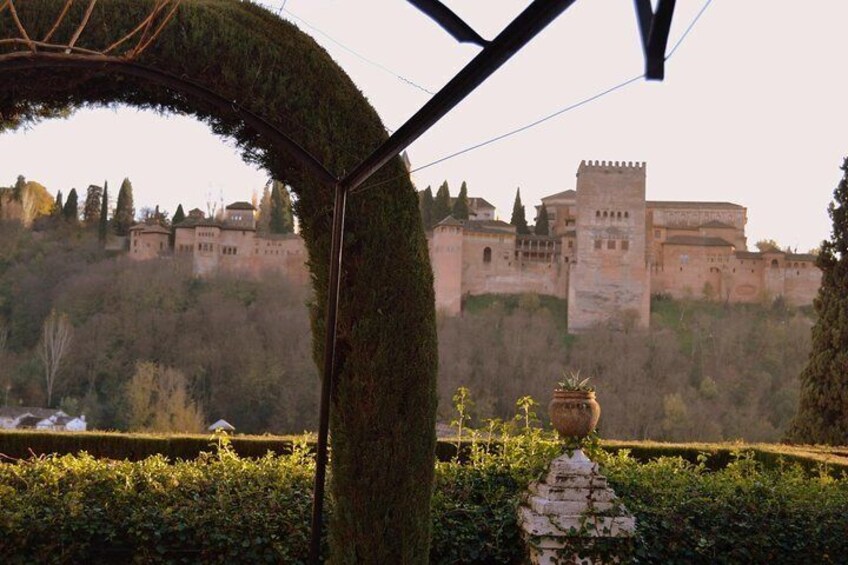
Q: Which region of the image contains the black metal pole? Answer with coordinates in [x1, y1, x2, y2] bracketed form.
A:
[309, 183, 348, 564]
[340, 0, 576, 192]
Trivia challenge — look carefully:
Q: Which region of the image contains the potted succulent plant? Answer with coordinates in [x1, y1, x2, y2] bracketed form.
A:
[549, 370, 600, 440]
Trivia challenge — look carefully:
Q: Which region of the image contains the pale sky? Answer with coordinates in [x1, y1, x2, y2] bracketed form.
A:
[1, 1, 846, 252]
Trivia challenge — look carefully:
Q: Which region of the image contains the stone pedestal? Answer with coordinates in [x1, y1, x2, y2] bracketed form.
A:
[517, 449, 635, 565]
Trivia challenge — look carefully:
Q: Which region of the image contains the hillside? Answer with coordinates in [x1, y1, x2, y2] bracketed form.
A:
[445, 293, 813, 442]
[0, 225, 813, 441]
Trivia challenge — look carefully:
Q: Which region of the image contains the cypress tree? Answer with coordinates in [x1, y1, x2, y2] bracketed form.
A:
[113, 178, 135, 235]
[172, 204, 186, 225]
[53, 190, 63, 218]
[98, 182, 109, 242]
[510, 188, 529, 234]
[787, 157, 848, 445]
[535, 204, 550, 236]
[12, 175, 25, 201]
[433, 181, 452, 224]
[269, 181, 293, 234]
[258, 183, 272, 232]
[419, 186, 434, 230]
[62, 188, 79, 222]
[452, 181, 470, 220]
[83, 184, 103, 226]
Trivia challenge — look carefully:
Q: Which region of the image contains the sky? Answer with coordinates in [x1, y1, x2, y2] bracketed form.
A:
[1, 1, 846, 252]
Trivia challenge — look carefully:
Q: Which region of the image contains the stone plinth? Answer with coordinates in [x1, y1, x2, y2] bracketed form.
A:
[518, 449, 635, 564]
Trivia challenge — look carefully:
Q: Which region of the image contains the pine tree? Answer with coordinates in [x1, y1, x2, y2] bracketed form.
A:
[62, 188, 79, 222]
[510, 188, 529, 234]
[787, 157, 848, 445]
[83, 184, 103, 226]
[452, 181, 470, 220]
[269, 180, 293, 234]
[419, 186, 434, 230]
[535, 204, 550, 236]
[12, 175, 25, 201]
[113, 178, 135, 235]
[98, 182, 109, 243]
[433, 181, 452, 224]
[53, 190, 63, 217]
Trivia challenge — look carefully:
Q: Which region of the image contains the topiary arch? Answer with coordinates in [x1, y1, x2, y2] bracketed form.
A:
[0, 0, 437, 562]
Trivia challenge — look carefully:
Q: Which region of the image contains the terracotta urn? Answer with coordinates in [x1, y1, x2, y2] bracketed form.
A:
[548, 390, 600, 439]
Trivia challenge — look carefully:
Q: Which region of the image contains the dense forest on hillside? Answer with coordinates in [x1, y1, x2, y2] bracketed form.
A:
[0, 223, 316, 433]
[0, 221, 812, 440]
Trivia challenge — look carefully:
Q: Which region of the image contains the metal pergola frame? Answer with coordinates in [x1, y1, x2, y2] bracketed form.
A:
[0, 1, 677, 562]
[307, 1, 675, 561]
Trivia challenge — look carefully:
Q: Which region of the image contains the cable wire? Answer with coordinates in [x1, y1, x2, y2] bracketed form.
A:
[666, 0, 713, 60]
[278, 6, 436, 96]
[351, 0, 715, 196]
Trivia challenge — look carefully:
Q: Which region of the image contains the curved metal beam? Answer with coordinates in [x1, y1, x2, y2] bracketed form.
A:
[0, 52, 339, 187]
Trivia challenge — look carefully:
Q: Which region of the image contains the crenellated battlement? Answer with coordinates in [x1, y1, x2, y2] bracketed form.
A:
[578, 160, 646, 174]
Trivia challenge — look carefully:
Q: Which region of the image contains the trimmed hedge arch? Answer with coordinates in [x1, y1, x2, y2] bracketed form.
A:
[0, 1, 438, 562]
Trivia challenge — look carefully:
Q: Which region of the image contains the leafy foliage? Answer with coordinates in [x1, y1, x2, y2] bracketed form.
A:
[2, 428, 845, 564]
[788, 158, 848, 445]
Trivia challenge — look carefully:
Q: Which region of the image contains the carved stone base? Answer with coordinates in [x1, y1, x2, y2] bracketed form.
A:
[517, 449, 635, 564]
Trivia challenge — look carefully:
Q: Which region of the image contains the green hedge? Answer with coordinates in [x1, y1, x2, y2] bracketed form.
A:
[0, 430, 461, 462]
[3, 430, 846, 474]
[1, 434, 847, 563]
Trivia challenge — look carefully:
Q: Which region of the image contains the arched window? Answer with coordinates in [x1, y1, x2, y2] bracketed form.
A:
[617, 211, 622, 219]
[771, 259, 779, 268]
[483, 247, 492, 263]
[624, 211, 629, 218]
[603, 211, 608, 218]
[596, 210, 600, 217]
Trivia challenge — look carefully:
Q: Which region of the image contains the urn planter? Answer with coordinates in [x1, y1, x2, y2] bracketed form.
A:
[548, 390, 600, 439]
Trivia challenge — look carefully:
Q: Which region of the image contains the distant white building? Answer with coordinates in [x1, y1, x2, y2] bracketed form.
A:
[208, 419, 235, 432]
[0, 407, 87, 431]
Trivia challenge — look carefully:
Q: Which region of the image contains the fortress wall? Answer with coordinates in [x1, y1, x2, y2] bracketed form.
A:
[650, 245, 728, 300]
[727, 256, 766, 302]
[783, 262, 821, 306]
[650, 207, 747, 231]
[568, 161, 649, 331]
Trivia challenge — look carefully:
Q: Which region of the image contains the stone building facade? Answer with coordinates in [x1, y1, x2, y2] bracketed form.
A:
[430, 160, 821, 333]
[128, 202, 309, 286]
[129, 164, 821, 334]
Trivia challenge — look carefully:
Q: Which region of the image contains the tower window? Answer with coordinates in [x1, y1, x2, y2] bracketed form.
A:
[483, 247, 492, 263]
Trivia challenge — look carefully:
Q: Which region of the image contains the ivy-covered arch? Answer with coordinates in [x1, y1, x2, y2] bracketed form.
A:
[1, 1, 437, 562]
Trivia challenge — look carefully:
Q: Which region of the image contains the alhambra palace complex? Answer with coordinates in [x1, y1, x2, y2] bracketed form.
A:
[129, 160, 821, 333]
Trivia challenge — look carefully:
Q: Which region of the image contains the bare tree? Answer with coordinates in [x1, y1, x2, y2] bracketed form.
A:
[20, 185, 38, 226]
[39, 311, 73, 407]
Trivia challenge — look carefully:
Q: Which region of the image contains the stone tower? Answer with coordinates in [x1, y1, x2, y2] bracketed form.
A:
[431, 216, 464, 315]
[568, 160, 650, 332]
